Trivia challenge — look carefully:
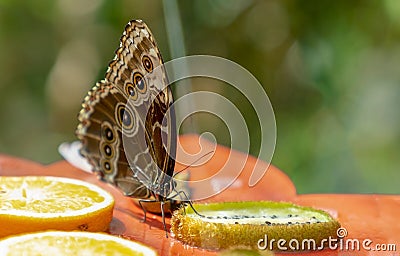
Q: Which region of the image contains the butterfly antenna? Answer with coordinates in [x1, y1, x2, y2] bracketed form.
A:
[173, 150, 214, 177]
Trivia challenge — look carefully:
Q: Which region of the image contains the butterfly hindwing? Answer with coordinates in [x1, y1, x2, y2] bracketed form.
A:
[76, 80, 151, 198]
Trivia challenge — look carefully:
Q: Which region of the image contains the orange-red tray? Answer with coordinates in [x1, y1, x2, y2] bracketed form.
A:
[0, 135, 398, 255]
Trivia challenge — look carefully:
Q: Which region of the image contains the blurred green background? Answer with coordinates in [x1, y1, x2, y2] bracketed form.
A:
[0, 0, 398, 193]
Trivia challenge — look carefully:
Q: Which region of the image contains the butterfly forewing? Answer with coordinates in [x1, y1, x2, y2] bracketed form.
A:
[76, 20, 176, 200]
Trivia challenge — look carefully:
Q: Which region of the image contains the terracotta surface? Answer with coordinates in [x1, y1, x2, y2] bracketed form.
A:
[0, 135, 398, 255]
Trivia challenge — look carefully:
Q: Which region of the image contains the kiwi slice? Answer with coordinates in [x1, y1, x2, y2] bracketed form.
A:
[171, 201, 340, 251]
[218, 248, 274, 256]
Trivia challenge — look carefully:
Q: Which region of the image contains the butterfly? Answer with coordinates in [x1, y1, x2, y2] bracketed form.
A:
[76, 20, 185, 232]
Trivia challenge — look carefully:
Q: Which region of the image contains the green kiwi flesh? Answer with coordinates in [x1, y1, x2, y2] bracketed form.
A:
[171, 201, 340, 251]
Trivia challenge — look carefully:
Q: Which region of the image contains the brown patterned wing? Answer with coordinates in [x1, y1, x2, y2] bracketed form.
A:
[76, 80, 152, 198]
[105, 20, 176, 196]
[76, 20, 176, 199]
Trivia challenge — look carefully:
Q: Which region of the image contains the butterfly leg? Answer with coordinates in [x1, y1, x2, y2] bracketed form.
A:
[160, 201, 168, 238]
[174, 190, 205, 218]
[138, 199, 148, 223]
[138, 198, 169, 237]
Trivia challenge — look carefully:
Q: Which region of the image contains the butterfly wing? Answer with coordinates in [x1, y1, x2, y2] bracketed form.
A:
[76, 20, 176, 198]
[76, 80, 149, 197]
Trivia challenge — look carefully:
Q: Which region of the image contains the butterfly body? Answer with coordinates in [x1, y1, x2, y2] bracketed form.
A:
[76, 20, 180, 228]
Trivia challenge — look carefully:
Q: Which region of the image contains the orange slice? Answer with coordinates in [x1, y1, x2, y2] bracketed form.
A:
[0, 231, 157, 255]
[0, 176, 114, 238]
